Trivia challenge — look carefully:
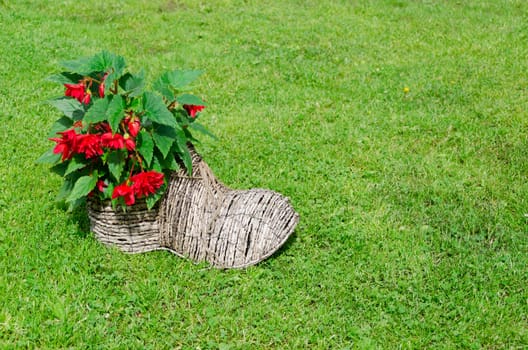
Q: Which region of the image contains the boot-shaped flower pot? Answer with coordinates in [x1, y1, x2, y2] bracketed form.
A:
[88, 147, 299, 268]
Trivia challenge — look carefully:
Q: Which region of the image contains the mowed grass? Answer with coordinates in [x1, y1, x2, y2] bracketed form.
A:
[1, 0, 527, 348]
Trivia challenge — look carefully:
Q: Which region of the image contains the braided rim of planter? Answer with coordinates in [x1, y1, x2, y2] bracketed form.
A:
[88, 147, 299, 268]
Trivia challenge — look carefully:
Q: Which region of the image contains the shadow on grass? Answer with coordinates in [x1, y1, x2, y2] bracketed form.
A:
[265, 229, 298, 262]
[64, 203, 91, 239]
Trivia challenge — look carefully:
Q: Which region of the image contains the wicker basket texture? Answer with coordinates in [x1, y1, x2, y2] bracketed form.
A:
[88, 148, 299, 268]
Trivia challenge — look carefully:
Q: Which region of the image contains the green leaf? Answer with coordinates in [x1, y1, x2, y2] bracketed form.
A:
[167, 70, 203, 90]
[104, 182, 115, 201]
[66, 173, 98, 203]
[64, 156, 89, 177]
[153, 73, 176, 101]
[182, 127, 199, 144]
[36, 149, 61, 164]
[129, 97, 141, 111]
[56, 178, 74, 201]
[103, 54, 127, 95]
[120, 70, 146, 97]
[107, 150, 126, 182]
[151, 153, 162, 173]
[50, 162, 69, 177]
[153, 70, 203, 101]
[179, 146, 193, 176]
[84, 96, 110, 124]
[160, 150, 179, 171]
[48, 97, 85, 120]
[67, 197, 86, 212]
[146, 182, 166, 210]
[152, 124, 176, 159]
[143, 92, 176, 127]
[89, 51, 125, 72]
[107, 95, 125, 133]
[189, 122, 218, 140]
[137, 130, 154, 166]
[62, 51, 126, 90]
[176, 93, 206, 106]
[61, 55, 93, 75]
[174, 129, 192, 175]
[47, 72, 83, 84]
[47, 116, 73, 138]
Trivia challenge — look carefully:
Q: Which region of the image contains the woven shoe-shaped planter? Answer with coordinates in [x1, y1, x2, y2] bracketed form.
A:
[87, 147, 299, 268]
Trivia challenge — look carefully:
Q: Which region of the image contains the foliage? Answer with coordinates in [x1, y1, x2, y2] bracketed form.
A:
[37, 51, 209, 210]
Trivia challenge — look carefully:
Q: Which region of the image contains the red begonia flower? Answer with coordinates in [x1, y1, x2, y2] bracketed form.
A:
[99, 73, 108, 98]
[96, 179, 107, 193]
[124, 137, 136, 151]
[76, 134, 103, 159]
[101, 132, 125, 149]
[81, 92, 91, 104]
[183, 104, 205, 118]
[64, 83, 85, 101]
[130, 171, 165, 198]
[112, 183, 135, 206]
[127, 119, 141, 137]
[64, 82, 91, 104]
[49, 129, 80, 161]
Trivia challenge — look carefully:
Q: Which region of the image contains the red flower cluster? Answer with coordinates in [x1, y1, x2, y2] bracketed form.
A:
[183, 104, 205, 118]
[49, 129, 79, 161]
[50, 121, 137, 161]
[65, 82, 91, 104]
[111, 171, 165, 206]
[64, 75, 107, 105]
[43, 52, 211, 210]
[64, 80, 92, 105]
[77, 133, 104, 159]
[101, 132, 135, 151]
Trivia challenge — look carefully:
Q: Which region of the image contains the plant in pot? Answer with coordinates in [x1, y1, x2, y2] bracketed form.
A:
[37, 51, 209, 211]
[38, 51, 299, 268]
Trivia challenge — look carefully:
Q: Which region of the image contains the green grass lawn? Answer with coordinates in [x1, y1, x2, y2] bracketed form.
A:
[1, 0, 527, 348]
